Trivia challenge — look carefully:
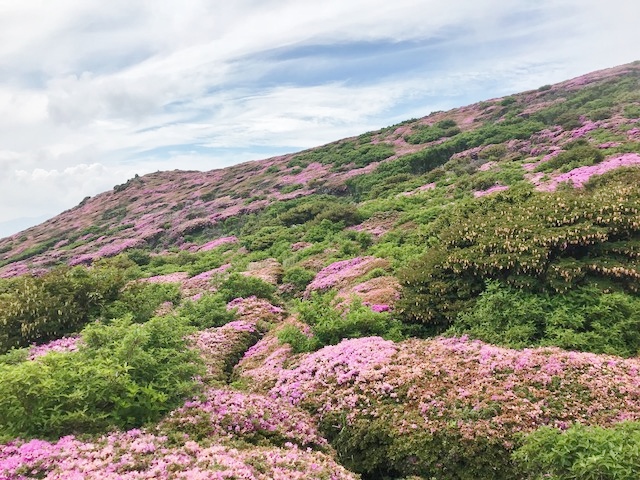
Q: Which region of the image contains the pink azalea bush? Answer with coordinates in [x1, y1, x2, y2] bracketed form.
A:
[142, 272, 190, 284]
[27, 337, 80, 360]
[158, 387, 328, 450]
[473, 184, 509, 197]
[535, 153, 640, 191]
[233, 319, 313, 392]
[269, 335, 640, 476]
[571, 120, 599, 138]
[226, 296, 285, 322]
[305, 257, 389, 295]
[196, 236, 238, 252]
[0, 431, 357, 479]
[270, 336, 398, 415]
[189, 321, 262, 384]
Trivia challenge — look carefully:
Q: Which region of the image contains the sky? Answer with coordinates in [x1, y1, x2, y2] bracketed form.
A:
[0, 0, 638, 238]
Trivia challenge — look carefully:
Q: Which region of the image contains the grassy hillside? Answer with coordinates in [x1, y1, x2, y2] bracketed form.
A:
[1, 61, 640, 479]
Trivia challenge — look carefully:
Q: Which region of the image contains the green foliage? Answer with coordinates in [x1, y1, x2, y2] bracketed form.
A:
[513, 422, 640, 480]
[280, 292, 404, 352]
[104, 282, 181, 323]
[450, 282, 640, 356]
[348, 117, 545, 200]
[176, 292, 237, 329]
[279, 183, 304, 194]
[126, 248, 151, 266]
[399, 174, 640, 328]
[405, 120, 461, 144]
[623, 104, 640, 119]
[534, 144, 604, 173]
[0, 316, 202, 439]
[244, 225, 294, 251]
[325, 410, 516, 479]
[533, 74, 640, 128]
[282, 266, 316, 293]
[0, 265, 129, 353]
[217, 273, 277, 303]
[276, 198, 361, 228]
[290, 140, 395, 170]
[0, 238, 59, 267]
[303, 218, 345, 243]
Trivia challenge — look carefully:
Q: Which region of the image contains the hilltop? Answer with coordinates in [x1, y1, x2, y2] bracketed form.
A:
[1, 62, 640, 479]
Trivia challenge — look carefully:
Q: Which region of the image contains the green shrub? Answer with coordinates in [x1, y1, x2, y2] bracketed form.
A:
[623, 104, 640, 119]
[217, 273, 277, 303]
[244, 225, 294, 251]
[280, 293, 404, 352]
[126, 249, 151, 266]
[0, 265, 129, 353]
[280, 183, 304, 194]
[282, 267, 316, 293]
[405, 120, 461, 144]
[450, 282, 640, 356]
[104, 282, 181, 323]
[0, 316, 202, 439]
[398, 174, 640, 328]
[176, 292, 237, 329]
[513, 422, 640, 480]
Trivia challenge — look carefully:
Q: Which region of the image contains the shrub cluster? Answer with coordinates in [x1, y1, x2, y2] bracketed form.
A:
[0, 316, 202, 440]
[399, 173, 640, 328]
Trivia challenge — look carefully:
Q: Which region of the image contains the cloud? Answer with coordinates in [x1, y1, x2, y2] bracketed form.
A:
[0, 0, 639, 235]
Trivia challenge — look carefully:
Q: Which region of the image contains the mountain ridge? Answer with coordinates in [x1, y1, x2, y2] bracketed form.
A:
[2, 60, 639, 277]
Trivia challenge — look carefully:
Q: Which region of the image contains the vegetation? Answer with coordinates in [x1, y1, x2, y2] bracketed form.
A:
[0, 316, 202, 440]
[514, 422, 640, 480]
[2, 64, 640, 479]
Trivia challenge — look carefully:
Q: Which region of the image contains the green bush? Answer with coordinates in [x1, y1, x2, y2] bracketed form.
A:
[176, 292, 237, 329]
[126, 249, 151, 266]
[280, 293, 404, 352]
[325, 408, 516, 479]
[104, 282, 181, 323]
[398, 174, 640, 328]
[405, 120, 461, 144]
[0, 265, 129, 353]
[0, 316, 202, 439]
[282, 266, 316, 293]
[450, 282, 640, 356]
[513, 422, 640, 480]
[217, 273, 277, 303]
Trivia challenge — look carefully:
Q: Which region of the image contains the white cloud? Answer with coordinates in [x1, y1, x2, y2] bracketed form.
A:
[0, 0, 639, 236]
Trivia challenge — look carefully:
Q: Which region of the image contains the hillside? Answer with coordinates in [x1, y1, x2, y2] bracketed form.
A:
[1, 62, 640, 479]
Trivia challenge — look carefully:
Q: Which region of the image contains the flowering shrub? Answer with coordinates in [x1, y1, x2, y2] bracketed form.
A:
[234, 326, 297, 392]
[158, 387, 329, 450]
[189, 320, 263, 384]
[0, 431, 357, 479]
[400, 172, 640, 326]
[27, 336, 79, 360]
[271, 335, 640, 478]
[535, 153, 640, 191]
[305, 256, 389, 295]
[196, 236, 238, 252]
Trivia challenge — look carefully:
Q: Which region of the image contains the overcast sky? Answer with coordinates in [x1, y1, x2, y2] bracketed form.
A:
[0, 0, 638, 237]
